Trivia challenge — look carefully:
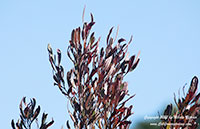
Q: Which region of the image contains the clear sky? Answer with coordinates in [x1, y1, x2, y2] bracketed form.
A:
[0, 0, 200, 128]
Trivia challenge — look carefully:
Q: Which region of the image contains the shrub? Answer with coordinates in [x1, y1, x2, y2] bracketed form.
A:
[161, 76, 200, 129]
[47, 11, 140, 129]
[11, 97, 54, 129]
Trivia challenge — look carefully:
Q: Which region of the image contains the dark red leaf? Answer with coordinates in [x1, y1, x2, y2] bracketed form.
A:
[120, 94, 135, 107]
[130, 58, 140, 72]
[127, 55, 135, 72]
[107, 27, 114, 44]
[90, 13, 94, 22]
[71, 29, 75, 43]
[67, 46, 75, 64]
[163, 104, 172, 116]
[118, 38, 126, 43]
[11, 120, 16, 129]
[82, 22, 87, 40]
[46, 119, 54, 128]
[53, 75, 59, 83]
[57, 49, 61, 66]
[66, 120, 71, 129]
[185, 76, 198, 104]
[31, 106, 40, 122]
[119, 93, 126, 102]
[119, 121, 131, 126]
[87, 52, 92, 65]
[86, 22, 95, 37]
[191, 93, 200, 104]
[116, 107, 126, 113]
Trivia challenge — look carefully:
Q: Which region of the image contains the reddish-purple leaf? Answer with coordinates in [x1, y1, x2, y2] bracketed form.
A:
[86, 22, 95, 36]
[67, 47, 75, 64]
[107, 27, 114, 44]
[130, 58, 140, 72]
[31, 106, 40, 122]
[89, 32, 95, 47]
[119, 121, 131, 126]
[118, 38, 126, 43]
[104, 56, 112, 71]
[191, 93, 200, 104]
[185, 76, 198, 104]
[164, 104, 172, 116]
[127, 55, 135, 72]
[82, 22, 87, 40]
[90, 13, 94, 23]
[46, 119, 54, 128]
[87, 52, 92, 65]
[71, 29, 75, 43]
[106, 64, 115, 80]
[57, 49, 61, 66]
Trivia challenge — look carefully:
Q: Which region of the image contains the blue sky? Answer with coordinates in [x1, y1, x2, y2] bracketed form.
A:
[0, 0, 200, 128]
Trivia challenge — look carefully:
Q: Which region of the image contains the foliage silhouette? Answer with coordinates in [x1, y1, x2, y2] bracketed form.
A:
[11, 97, 54, 129]
[11, 10, 200, 129]
[47, 11, 140, 129]
[134, 76, 200, 129]
[160, 76, 200, 129]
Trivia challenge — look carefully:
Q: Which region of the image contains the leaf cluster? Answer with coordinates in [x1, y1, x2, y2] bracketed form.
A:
[11, 97, 54, 129]
[161, 76, 200, 129]
[48, 13, 140, 129]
